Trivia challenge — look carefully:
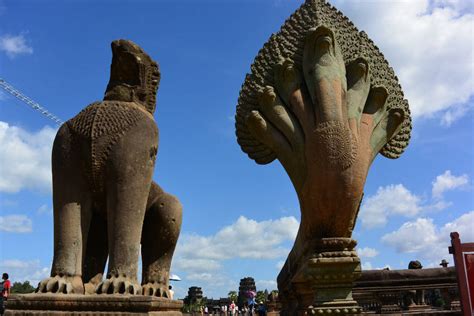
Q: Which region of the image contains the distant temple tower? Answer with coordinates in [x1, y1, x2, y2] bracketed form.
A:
[238, 277, 256, 307]
[184, 286, 203, 305]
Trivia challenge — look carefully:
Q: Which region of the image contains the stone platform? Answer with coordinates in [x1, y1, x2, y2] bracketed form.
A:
[5, 294, 183, 315]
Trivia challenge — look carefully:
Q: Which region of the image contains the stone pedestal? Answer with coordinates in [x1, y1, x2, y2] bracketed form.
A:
[279, 238, 363, 315]
[5, 294, 183, 315]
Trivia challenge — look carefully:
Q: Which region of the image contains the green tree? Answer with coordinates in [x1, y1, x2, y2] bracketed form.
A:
[256, 290, 266, 303]
[11, 281, 35, 294]
[228, 290, 238, 302]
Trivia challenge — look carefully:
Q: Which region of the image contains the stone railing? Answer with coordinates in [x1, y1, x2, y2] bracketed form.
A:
[353, 267, 461, 314]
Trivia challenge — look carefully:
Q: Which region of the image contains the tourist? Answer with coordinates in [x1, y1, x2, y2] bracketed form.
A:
[257, 302, 266, 316]
[168, 285, 174, 299]
[245, 290, 256, 315]
[229, 300, 236, 316]
[0, 273, 11, 316]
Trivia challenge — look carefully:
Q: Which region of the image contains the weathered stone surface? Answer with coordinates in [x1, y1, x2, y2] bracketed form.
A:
[235, 0, 411, 314]
[278, 238, 362, 314]
[36, 40, 182, 299]
[5, 294, 183, 315]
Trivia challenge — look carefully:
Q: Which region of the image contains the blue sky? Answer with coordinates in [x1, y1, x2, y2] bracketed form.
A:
[0, 0, 473, 299]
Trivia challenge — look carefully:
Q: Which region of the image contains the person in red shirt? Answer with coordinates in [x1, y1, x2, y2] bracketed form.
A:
[0, 273, 11, 316]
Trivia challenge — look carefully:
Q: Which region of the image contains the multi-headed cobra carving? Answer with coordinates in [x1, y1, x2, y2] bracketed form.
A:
[235, 0, 411, 268]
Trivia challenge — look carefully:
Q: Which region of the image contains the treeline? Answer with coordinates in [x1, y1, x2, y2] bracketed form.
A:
[11, 281, 35, 294]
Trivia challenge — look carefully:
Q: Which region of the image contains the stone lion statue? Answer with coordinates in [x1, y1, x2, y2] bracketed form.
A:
[36, 40, 182, 297]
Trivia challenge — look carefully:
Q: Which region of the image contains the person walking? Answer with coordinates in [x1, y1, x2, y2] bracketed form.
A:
[0, 273, 11, 316]
[229, 300, 236, 316]
[257, 302, 267, 316]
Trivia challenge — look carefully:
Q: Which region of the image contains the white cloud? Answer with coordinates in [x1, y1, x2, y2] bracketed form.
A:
[172, 216, 298, 297]
[361, 170, 470, 229]
[432, 0, 474, 14]
[359, 184, 422, 228]
[0, 214, 32, 233]
[440, 211, 474, 243]
[0, 122, 56, 193]
[441, 105, 470, 127]
[256, 279, 277, 291]
[37, 204, 53, 215]
[186, 273, 214, 282]
[381, 211, 474, 263]
[0, 259, 49, 286]
[361, 261, 393, 271]
[432, 170, 469, 199]
[381, 218, 439, 253]
[174, 258, 222, 275]
[175, 216, 299, 263]
[275, 260, 285, 270]
[361, 261, 372, 270]
[357, 247, 379, 258]
[332, 0, 474, 124]
[0, 34, 33, 58]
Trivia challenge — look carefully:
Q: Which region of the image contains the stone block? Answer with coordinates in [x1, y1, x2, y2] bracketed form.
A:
[5, 294, 183, 316]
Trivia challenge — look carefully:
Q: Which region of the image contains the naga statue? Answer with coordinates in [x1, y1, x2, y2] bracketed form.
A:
[36, 40, 182, 297]
[235, 0, 411, 314]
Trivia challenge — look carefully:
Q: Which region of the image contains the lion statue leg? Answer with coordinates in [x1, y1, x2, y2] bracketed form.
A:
[141, 182, 182, 298]
[96, 119, 158, 295]
[37, 124, 92, 294]
[82, 211, 108, 294]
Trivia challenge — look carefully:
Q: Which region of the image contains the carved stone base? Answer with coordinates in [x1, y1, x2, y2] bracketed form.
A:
[279, 238, 363, 315]
[5, 294, 183, 315]
[407, 304, 431, 312]
[376, 292, 402, 313]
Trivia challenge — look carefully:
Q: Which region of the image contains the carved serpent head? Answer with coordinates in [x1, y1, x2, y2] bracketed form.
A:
[104, 39, 160, 114]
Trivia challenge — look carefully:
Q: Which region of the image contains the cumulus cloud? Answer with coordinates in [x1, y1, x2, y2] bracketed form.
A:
[256, 279, 277, 291]
[0, 122, 56, 193]
[333, 0, 474, 124]
[172, 216, 298, 296]
[174, 258, 222, 275]
[361, 261, 373, 270]
[0, 34, 33, 58]
[360, 170, 469, 229]
[432, 170, 469, 199]
[359, 184, 422, 228]
[381, 211, 474, 264]
[357, 247, 379, 258]
[381, 218, 439, 253]
[440, 211, 474, 242]
[37, 204, 53, 215]
[0, 214, 32, 233]
[175, 216, 299, 263]
[0, 259, 49, 286]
